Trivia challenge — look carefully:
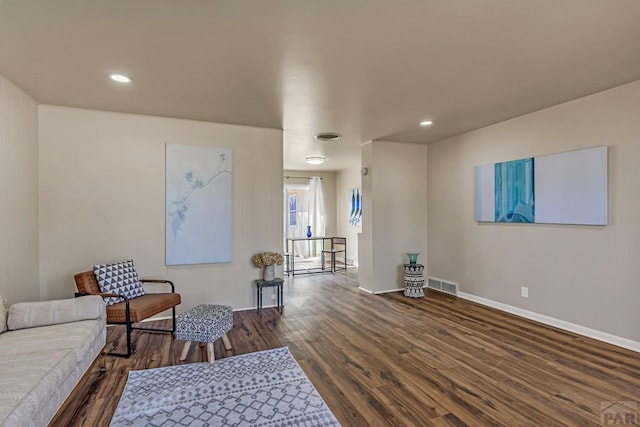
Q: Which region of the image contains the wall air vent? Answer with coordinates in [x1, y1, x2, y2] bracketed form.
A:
[315, 132, 342, 142]
[427, 277, 459, 296]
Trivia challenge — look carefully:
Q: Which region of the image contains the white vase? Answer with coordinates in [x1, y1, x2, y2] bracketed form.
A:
[263, 264, 275, 281]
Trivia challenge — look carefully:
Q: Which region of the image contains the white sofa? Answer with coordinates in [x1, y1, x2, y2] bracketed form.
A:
[0, 295, 106, 427]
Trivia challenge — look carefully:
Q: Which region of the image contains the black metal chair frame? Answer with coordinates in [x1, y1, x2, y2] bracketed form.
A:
[77, 279, 177, 358]
[321, 237, 347, 272]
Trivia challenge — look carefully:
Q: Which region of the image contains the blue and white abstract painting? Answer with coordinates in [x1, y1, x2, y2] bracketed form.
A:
[349, 188, 362, 227]
[495, 158, 534, 223]
[166, 144, 232, 265]
[474, 146, 607, 225]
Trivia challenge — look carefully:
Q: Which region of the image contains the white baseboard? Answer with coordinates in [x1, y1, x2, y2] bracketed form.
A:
[105, 315, 173, 327]
[133, 307, 274, 319]
[357, 286, 403, 294]
[234, 305, 279, 312]
[141, 315, 172, 322]
[374, 288, 404, 295]
[458, 291, 640, 353]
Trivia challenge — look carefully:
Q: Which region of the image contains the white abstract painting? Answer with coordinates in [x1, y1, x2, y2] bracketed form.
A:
[474, 146, 607, 225]
[166, 144, 232, 265]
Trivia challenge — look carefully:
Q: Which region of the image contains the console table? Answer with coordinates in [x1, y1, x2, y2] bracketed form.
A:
[403, 264, 425, 298]
[255, 278, 284, 313]
[286, 237, 332, 276]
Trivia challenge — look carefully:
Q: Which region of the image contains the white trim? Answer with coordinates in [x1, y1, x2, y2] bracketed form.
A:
[235, 306, 257, 312]
[458, 291, 640, 353]
[107, 306, 257, 323]
[374, 288, 404, 295]
[135, 307, 273, 318]
[105, 315, 173, 327]
[141, 315, 173, 322]
[233, 306, 278, 312]
[358, 286, 374, 294]
[234, 305, 280, 312]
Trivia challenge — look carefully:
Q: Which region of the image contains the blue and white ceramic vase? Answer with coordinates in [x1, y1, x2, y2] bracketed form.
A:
[306, 226, 312, 238]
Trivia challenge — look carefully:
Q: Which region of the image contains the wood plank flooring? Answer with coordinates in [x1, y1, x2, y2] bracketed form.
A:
[51, 272, 639, 426]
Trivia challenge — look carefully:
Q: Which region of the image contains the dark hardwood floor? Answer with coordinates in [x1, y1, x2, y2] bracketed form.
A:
[52, 271, 639, 426]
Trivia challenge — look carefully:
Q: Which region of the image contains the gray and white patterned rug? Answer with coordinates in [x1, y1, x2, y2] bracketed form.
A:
[110, 347, 341, 426]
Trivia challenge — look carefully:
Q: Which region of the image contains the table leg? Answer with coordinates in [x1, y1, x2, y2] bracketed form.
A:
[207, 342, 215, 363]
[280, 283, 284, 312]
[179, 341, 191, 361]
[222, 334, 232, 351]
[276, 283, 281, 311]
[257, 285, 262, 313]
[291, 240, 295, 276]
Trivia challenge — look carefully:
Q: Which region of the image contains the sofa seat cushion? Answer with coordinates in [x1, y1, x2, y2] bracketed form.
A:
[106, 292, 181, 323]
[0, 319, 105, 364]
[0, 349, 80, 427]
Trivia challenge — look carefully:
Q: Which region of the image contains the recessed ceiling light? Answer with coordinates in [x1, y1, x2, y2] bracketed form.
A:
[315, 132, 342, 142]
[109, 73, 133, 83]
[305, 156, 326, 165]
[420, 120, 433, 126]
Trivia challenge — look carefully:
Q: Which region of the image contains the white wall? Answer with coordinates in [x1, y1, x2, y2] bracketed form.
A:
[359, 142, 374, 291]
[427, 80, 640, 342]
[0, 74, 39, 305]
[38, 106, 283, 311]
[336, 164, 361, 266]
[361, 141, 428, 293]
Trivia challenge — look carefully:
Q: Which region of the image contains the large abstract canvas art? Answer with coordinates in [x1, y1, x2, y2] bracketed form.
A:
[166, 144, 232, 265]
[475, 146, 607, 226]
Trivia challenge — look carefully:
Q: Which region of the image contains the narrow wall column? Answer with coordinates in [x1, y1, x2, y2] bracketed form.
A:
[359, 140, 427, 293]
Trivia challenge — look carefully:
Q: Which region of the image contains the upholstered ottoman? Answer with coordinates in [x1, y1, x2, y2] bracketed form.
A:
[176, 304, 233, 363]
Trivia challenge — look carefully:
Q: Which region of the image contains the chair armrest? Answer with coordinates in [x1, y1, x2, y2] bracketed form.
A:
[140, 279, 175, 293]
[75, 291, 123, 299]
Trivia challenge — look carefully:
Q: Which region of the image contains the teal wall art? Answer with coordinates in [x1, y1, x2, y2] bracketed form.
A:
[475, 146, 607, 226]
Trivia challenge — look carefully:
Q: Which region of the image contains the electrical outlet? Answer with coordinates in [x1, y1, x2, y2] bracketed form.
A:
[521, 287, 529, 298]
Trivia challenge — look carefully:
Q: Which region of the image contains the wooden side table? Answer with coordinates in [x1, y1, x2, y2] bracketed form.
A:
[403, 264, 425, 298]
[255, 278, 284, 313]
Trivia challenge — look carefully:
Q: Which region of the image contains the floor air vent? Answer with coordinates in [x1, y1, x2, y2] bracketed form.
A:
[427, 277, 459, 296]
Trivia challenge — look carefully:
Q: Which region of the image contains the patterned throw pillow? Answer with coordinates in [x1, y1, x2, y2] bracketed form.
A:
[0, 294, 7, 334]
[93, 259, 145, 306]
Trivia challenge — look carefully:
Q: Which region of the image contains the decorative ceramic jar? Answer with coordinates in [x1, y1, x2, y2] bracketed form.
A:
[306, 226, 312, 238]
[263, 264, 275, 281]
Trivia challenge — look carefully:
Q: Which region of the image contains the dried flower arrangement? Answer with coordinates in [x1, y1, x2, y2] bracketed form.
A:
[252, 251, 284, 268]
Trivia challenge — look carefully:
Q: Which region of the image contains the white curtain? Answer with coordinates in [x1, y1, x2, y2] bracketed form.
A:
[308, 177, 326, 256]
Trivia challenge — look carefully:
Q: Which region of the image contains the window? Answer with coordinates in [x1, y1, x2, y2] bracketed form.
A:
[288, 195, 297, 227]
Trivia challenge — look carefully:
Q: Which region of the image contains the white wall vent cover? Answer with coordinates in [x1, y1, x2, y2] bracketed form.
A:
[427, 277, 459, 296]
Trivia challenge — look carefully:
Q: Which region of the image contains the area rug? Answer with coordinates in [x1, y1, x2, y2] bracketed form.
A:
[110, 347, 340, 426]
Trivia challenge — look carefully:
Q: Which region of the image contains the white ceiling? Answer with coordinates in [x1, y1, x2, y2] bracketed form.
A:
[1, 1, 639, 171]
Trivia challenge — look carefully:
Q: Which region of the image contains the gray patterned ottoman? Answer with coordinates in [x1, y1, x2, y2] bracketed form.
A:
[176, 304, 233, 363]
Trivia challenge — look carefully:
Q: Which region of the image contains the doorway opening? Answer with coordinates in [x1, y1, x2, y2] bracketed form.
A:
[283, 177, 327, 273]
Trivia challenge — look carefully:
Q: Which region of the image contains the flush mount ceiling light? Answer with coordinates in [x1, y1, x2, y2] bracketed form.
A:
[420, 120, 433, 126]
[109, 73, 133, 83]
[305, 156, 326, 165]
[315, 132, 342, 142]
